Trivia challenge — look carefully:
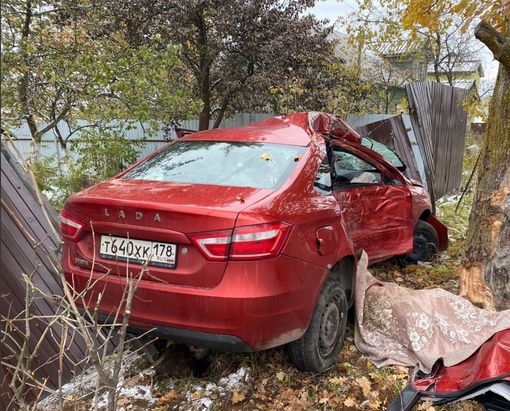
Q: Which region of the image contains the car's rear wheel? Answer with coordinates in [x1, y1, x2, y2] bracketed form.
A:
[398, 220, 439, 266]
[288, 278, 347, 372]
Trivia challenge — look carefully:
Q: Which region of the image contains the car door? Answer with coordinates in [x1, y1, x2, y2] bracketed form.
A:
[330, 142, 414, 263]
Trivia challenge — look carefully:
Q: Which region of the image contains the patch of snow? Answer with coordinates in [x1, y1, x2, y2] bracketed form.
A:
[37, 349, 157, 410]
[181, 367, 251, 410]
[36, 348, 251, 411]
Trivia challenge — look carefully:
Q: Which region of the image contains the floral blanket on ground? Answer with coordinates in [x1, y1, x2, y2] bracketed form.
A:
[354, 251, 510, 373]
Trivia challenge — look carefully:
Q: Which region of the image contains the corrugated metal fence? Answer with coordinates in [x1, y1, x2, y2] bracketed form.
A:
[406, 82, 468, 204]
[6, 104, 467, 202]
[355, 115, 423, 183]
[7, 114, 274, 164]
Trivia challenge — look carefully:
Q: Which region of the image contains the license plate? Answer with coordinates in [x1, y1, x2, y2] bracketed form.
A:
[99, 235, 177, 268]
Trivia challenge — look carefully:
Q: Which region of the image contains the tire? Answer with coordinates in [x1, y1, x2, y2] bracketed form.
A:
[288, 279, 347, 373]
[399, 220, 439, 266]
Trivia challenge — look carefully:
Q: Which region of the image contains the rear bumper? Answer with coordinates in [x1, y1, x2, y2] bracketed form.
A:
[64, 255, 328, 351]
[93, 311, 252, 352]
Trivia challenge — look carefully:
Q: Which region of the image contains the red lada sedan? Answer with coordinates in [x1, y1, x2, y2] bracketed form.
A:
[61, 112, 448, 372]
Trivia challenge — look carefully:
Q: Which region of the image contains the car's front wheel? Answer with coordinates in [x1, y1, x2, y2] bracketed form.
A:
[288, 278, 347, 372]
[398, 219, 439, 266]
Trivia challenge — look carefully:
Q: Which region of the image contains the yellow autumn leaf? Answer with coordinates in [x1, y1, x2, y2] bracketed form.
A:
[329, 396, 342, 407]
[192, 390, 202, 400]
[123, 374, 141, 387]
[231, 388, 246, 404]
[156, 388, 178, 406]
[329, 376, 347, 384]
[356, 376, 372, 397]
[368, 400, 382, 409]
[369, 372, 382, 383]
[117, 398, 129, 406]
[276, 370, 287, 381]
[417, 401, 436, 411]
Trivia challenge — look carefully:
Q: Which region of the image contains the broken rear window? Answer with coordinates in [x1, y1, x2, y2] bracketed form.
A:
[123, 140, 306, 189]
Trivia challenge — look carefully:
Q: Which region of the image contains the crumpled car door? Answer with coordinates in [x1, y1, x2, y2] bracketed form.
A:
[331, 146, 414, 262]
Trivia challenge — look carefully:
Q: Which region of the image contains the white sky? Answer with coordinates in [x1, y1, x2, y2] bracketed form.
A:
[311, 0, 356, 22]
[310, 0, 499, 80]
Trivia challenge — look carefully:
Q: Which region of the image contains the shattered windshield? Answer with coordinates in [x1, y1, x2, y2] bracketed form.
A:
[361, 137, 405, 170]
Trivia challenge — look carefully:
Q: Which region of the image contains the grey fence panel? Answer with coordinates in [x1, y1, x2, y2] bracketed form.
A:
[406, 82, 468, 204]
[347, 114, 427, 186]
[356, 115, 422, 183]
[1, 141, 107, 410]
[5, 114, 275, 165]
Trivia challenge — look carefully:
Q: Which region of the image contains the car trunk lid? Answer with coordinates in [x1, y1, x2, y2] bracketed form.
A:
[64, 179, 272, 288]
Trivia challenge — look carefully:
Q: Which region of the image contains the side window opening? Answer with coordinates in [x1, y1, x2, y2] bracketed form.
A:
[332, 150, 382, 186]
[314, 155, 333, 195]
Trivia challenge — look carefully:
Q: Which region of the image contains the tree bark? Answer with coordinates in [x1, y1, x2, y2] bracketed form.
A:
[459, 20, 510, 311]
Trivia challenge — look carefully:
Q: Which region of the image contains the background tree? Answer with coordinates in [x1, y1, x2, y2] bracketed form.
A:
[1, 0, 197, 160]
[362, 59, 414, 113]
[426, 23, 485, 86]
[104, 0, 368, 130]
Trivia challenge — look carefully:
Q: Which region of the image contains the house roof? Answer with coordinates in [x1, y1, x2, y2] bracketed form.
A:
[439, 79, 477, 92]
[427, 61, 485, 77]
[376, 39, 425, 57]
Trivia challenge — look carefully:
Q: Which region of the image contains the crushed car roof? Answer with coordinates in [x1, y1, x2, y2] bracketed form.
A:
[182, 112, 362, 146]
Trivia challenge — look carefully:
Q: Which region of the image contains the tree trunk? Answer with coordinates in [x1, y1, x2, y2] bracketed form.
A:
[212, 96, 230, 129]
[459, 20, 510, 311]
[194, 9, 211, 131]
[198, 72, 211, 131]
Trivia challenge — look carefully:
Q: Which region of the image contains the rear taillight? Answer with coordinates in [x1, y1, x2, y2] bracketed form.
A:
[189, 230, 232, 261]
[61, 210, 86, 241]
[188, 222, 292, 261]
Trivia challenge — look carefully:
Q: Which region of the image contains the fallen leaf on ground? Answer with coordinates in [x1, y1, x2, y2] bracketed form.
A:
[231, 388, 246, 404]
[356, 376, 372, 397]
